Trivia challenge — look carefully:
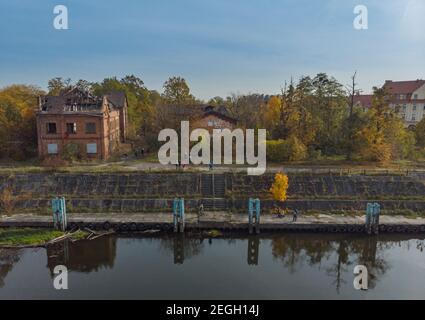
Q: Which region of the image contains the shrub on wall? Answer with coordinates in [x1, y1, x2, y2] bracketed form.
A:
[266, 137, 307, 162]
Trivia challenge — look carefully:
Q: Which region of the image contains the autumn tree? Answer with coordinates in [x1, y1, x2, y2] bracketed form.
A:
[270, 172, 289, 202]
[352, 87, 414, 162]
[0, 85, 44, 159]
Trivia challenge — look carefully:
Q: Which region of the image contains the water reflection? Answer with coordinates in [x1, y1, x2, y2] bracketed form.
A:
[46, 237, 117, 274]
[0, 249, 22, 288]
[0, 234, 424, 298]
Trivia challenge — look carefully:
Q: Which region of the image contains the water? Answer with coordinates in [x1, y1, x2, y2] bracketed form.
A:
[0, 234, 424, 299]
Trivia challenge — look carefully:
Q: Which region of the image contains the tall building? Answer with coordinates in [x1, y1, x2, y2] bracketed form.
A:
[36, 88, 128, 160]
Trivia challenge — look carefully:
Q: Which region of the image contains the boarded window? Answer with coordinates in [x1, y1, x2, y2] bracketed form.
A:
[86, 122, 96, 134]
[47, 143, 58, 154]
[46, 123, 57, 134]
[86, 143, 97, 154]
[66, 123, 77, 134]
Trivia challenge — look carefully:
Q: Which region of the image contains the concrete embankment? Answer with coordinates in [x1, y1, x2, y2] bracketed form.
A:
[2, 213, 425, 234]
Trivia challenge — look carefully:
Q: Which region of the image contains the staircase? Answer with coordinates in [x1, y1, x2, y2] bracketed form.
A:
[200, 174, 227, 211]
[213, 174, 225, 197]
[201, 174, 213, 196]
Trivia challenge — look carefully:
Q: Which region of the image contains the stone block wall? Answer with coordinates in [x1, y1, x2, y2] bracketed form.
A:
[1, 172, 425, 213]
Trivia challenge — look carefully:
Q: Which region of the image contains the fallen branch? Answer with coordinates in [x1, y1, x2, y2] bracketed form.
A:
[89, 230, 115, 240]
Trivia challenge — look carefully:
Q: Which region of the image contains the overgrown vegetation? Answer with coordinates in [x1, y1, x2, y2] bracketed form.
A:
[0, 228, 64, 246]
[0, 228, 89, 247]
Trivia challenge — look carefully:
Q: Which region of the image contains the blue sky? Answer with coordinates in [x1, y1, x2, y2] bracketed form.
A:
[0, 0, 424, 99]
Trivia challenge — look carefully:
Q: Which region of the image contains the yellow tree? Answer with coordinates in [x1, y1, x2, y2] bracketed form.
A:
[0, 84, 44, 159]
[270, 172, 289, 202]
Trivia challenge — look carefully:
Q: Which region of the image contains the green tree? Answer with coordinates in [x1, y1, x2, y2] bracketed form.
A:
[415, 118, 425, 148]
[162, 76, 196, 104]
[47, 77, 71, 95]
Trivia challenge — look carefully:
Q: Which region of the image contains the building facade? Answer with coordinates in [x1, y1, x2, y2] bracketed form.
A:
[354, 79, 425, 128]
[191, 105, 237, 133]
[36, 88, 128, 160]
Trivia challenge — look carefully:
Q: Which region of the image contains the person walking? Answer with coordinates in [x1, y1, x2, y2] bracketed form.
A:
[292, 208, 298, 222]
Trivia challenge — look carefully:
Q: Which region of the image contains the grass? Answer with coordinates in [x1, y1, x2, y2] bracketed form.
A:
[0, 228, 64, 246]
[0, 228, 90, 246]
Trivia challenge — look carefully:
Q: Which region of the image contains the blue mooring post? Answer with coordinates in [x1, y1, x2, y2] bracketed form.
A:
[248, 198, 261, 234]
[365, 202, 380, 235]
[173, 198, 185, 233]
[52, 197, 67, 231]
[372, 203, 380, 235]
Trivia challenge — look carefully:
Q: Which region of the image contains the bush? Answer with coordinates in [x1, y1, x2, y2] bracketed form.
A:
[62, 143, 81, 162]
[266, 136, 307, 162]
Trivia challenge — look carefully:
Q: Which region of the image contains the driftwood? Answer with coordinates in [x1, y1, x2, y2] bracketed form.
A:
[89, 230, 115, 240]
[83, 227, 115, 240]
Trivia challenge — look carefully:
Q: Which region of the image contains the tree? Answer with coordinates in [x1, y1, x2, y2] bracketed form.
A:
[47, 77, 71, 95]
[415, 118, 425, 148]
[270, 172, 289, 202]
[208, 96, 225, 106]
[344, 71, 360, 160]
[0, 85, 44, 159]
[162, 76, 196, 105]
[92, 75, 157, 140]
[352, 87, 414, 162]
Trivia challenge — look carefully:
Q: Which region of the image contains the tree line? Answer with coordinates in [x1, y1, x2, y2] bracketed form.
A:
[1, 73, 425, 163]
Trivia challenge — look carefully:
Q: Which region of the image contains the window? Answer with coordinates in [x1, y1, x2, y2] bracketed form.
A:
[85, 122, 96, 134]
[47, 143, 58, 154]
[414, 94, 418, 100]
[86, 143, 97, 154]
[412, 115, 416, 121]
[413, 105, 417, 111]
[208, 121, 213, 127]
[46, 123, 57, 134]
[66, 123, 77, 134]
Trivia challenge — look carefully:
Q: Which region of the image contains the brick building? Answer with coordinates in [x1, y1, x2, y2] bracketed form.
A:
[163, 104, 237, 132]
[191, 105, 237, 133]
[36, 87, 128, 160]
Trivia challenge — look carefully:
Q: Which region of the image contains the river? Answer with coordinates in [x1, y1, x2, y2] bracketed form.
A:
[0, 234, 424, 299]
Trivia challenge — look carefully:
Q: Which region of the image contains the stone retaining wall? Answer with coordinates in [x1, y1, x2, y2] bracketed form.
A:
[1, 172, 425, 213]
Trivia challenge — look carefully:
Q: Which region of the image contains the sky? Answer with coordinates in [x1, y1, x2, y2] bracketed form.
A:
[0, 0, 424, 100]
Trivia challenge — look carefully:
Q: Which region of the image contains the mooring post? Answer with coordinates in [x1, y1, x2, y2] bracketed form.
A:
[248, 198, 254, 234]
[173, 198, 185, 233]
[248, 198, 261, 234]
[52, 197, 67, 231]
[179, 198, 185, 233]
[61, 197, 67, 231]
[254, 198, 261, 234]
[372, 203, 380, 235]
[365, 203, 373, 235]
[173, 198, 179, 233]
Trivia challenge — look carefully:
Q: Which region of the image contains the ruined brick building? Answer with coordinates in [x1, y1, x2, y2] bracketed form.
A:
[36, 88, 128, 160]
